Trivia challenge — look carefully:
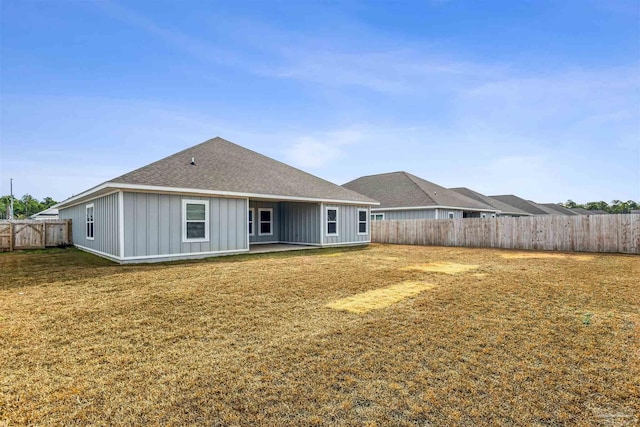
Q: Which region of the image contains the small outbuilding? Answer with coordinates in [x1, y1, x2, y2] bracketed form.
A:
[55, 137, 378, 263]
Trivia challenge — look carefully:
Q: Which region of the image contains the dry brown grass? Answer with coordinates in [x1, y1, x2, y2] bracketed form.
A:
[1, 245, 639, 426]
[326, 281, 435, 314]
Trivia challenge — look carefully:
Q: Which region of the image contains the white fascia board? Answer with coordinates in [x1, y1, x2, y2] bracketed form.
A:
[371, 205, 500, 213]
[56, 182, 379, 209]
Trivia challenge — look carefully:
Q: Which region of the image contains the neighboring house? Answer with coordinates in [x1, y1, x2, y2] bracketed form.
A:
[450, 187, 532, 217]
[631, 209, 640, 215]
[342, 172, 498, 220]
[55, 137, 378, 263]
[536, 203, 578, 216]
[569, 207, 609, 215]
[30, 207, 59, 220]
[488, 195, 550, 216]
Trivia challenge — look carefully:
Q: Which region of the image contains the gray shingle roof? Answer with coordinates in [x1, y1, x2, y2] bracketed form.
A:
[570, 207, 608, 215]
[538, 203, 578, 215]
[342, 172, 495, 211]
[450, 187, 532, 216]
[488, 195, 549, 215]
[109, 137, 377, 204]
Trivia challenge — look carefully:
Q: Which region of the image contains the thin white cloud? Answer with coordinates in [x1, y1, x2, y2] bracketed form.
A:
[284, 128, 365, 169]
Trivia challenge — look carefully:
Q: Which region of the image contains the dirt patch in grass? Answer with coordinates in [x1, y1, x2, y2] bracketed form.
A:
[501, 252, 595, 261]
[326, 281, 435, 313]
[401, 262, 480, 274]
[1, 245, 638, 426]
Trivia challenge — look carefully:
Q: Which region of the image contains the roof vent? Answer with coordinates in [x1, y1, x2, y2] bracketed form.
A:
[190, 157, 196, 166]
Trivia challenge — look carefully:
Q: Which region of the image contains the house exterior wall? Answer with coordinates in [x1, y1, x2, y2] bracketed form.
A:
[322, 205, 370, 246]
[59, 192, 119, 257]
[279, 202, 321, 244]
[249, 201, 280, 244]
[374, 208, 466, 220]
[123, 192, 247, 258]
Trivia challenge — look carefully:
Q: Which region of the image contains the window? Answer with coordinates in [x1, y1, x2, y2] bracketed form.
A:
[86, 204, 94, 240]
[371, 213, 385, 221]
[448, 212, 455, 219]
[357, 209, 368, 235]
[182, 200, 209, 242]
[258, 208, 273, 236]
[326, 207, 338, 236]
[248, 208, 255, 236]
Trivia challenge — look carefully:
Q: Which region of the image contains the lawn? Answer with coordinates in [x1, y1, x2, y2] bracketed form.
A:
[1, 244, 638, 426]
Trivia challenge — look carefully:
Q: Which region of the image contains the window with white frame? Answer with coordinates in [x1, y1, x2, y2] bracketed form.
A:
[448, 212, 455, 219]
[371, 213, 385, 221]
[248, 208, 255, 236]
[258, 208, 273, 236]
[326, 207, 338, 236]
[182, 200, 209, 242]
[86, 204, 94, 240]
[357, 209, 368, 235]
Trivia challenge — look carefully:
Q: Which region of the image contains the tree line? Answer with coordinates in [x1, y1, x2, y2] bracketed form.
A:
[0, 195, 57, 219]
[561, 200, 639, 214]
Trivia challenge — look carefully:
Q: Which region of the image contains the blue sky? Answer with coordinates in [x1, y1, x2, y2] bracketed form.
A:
[1, 0, 639, 204]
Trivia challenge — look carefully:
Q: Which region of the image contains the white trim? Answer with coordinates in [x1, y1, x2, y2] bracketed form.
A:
[371, 212, 385, 221]
[245, 198, 250, 249]
[118, 191, 125, 258]
[371, 205, 497, 213]
[86, 203, 95, 240]
[182, 199, 209, 243]
[54, 189, 122, 210]
[75, 243, 249, 263]
[75, 244, 122, 262]
[55, 182, 379, 209]
[279, 241, 322, 246]
[357, 208, 369, 236]
[320, 202, 324, 246]
[325, 206, 339, 237]
[257, 208, 273, 236]
[322, 241, 371, 247]
[248, 207, 255, 236]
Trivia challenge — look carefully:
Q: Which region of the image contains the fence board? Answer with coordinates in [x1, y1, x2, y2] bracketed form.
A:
[371, 214, 640, 254]
[0, 220, 72, 251]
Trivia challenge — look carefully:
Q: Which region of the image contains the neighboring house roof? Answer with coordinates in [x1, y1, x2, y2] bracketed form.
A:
[489, 195, 549, 216]
[570, 208, 608, 215]
[342, 172, 496, 211]
[537, 203, 578, 216]
[30, 207, 59, 219]
[450, 187, 532, 216]
[57, 137, 378, 209]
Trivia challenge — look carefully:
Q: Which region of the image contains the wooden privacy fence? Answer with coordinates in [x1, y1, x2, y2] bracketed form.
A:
[0, 220, 72, 252]
[371, 214, 640, 254]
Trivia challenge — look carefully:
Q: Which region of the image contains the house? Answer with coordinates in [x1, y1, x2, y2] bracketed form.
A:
[30, 207, 59, 220]
[55, 137, 378, 263]
[342, 172, 498, 220]
[569, 207, 609, 215]
[450, 187, 533, 217]
[488, 195, 550, 216]
[537, 203, 578, 216]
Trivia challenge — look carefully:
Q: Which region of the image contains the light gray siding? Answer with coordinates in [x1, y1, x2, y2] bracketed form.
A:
[59, 192, 119, 257]
[280, 202, 321, 244]
[375, 208, 466, 220]
[123, 192, 247, 257]
[249, 201, 279, 244]
[322, 205, 370, 246]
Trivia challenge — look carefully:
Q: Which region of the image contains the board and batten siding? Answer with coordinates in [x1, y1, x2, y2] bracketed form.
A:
[59, 192, 119, 257]
[249, 201, 280, 244]
[123, 192, 247, 258]
[322, 205, 370, 246]
[279, 202, 321, 245]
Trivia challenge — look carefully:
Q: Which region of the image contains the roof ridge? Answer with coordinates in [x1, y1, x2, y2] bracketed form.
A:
[403, 172, 439, 205]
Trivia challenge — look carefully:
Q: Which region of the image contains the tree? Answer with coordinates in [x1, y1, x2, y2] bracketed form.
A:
[0, 194, 58, 219]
